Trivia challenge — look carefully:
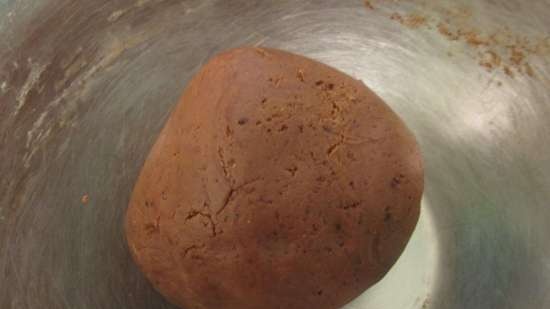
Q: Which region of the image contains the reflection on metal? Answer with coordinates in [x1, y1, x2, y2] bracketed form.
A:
[1, 0, 549, 308]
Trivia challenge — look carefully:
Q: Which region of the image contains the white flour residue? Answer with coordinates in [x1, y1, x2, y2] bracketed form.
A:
[108, 0, 156, 22]
[108, 9, 129, 22]
[55, 47, 87, 92]
[49, 32, 146, 111]
[23, 111, 50, 168]
[26, 111, 48, 149]
[14, 58, 46, 115]
[21, 32, 149, 169]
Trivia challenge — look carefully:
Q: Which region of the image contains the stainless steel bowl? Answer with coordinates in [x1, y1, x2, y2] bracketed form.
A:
[1, 0, 549, 308]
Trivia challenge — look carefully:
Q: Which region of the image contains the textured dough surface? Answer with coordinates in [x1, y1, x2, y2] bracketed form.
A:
[125, 47, 424, 309]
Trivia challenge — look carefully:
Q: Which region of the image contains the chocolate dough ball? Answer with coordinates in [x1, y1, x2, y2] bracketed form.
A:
[125, 47, 424, 309]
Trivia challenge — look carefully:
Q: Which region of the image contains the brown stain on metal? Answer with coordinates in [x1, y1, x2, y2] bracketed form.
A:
[525, 63, 535, 77]
[364, 0, 375, 10]
[374, 0, 549, 79]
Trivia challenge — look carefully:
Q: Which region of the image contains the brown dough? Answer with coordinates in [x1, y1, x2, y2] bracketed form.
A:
[125, 47, 424, 309]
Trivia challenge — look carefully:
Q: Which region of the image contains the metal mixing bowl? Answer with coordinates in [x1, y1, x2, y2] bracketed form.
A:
[1, 0, 549, 308]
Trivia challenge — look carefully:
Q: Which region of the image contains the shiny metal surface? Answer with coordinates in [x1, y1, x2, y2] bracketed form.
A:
[1, 0, 550, 308]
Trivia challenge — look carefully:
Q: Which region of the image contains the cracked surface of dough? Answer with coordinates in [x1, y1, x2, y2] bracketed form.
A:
[125, 47, 424, 309]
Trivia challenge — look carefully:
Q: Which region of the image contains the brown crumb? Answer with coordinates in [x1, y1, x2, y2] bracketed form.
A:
[503, 66, 514, 78]
[458, 29, 489, 46]
[438, 23, 458, 40]
[479, 61, 492, 71]
[364, 0, 374, 10]
[404, 14, 427, 29]
[437, 23, 458, 40]
[390, 13, 403, 23]
[496, 81, 503, 87]
[524, 63, 535, 77]
[479, 50, 501, 71]
[390, 13, 427, 29]
[509, 47, 525, 65]
[81, 194, 89, 205]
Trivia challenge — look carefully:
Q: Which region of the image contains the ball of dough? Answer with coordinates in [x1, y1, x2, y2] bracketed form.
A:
[125, 47, 423, 309]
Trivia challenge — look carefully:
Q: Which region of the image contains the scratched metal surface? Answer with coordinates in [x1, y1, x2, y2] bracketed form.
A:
[1, 0, 550, 308]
